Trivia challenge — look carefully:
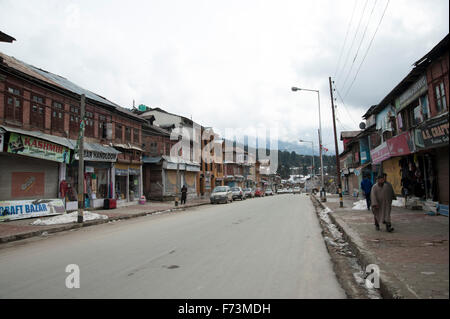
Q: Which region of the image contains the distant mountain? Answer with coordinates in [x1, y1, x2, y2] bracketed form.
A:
[225, 138, 335, 156]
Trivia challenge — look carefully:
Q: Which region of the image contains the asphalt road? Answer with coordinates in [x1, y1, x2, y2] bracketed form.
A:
[0, 194, 345, 298]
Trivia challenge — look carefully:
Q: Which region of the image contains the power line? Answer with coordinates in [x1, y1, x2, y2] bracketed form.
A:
[335, 0, 369, 83]
[344, 0, 390, 100]
[333, 0, 358, 78]
[340, 0, 378, 92]
[335, 87, 358, 127]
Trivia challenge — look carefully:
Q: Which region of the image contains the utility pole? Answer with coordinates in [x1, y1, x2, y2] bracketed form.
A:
[329, 77, 343, 208]
[77, 94, 85, 222]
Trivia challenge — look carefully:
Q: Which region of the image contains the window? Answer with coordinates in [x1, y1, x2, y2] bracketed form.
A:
[84, 111, 94, 137]
[115, 124, 123, 141]
[125, 127, 131, 142]
[165, 143, 171, 156]
[4, 86, 22, 123]
[51, 101, 64, 132]
[70, 105, 80, 134]
[98, 115, 107, 139]
[435, 82, 447, 113]
[133, 128, 139, 144]
[150, 142, 158, 155]
[30, 94, 45, 129]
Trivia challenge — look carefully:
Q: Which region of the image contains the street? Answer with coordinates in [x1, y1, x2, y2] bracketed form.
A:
[0, 194, 345, 299]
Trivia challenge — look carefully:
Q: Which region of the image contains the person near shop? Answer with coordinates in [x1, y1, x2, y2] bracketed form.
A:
[181, 185, 187, 205]
[360, 175, 373, 210]
[371, 174, 396, 232]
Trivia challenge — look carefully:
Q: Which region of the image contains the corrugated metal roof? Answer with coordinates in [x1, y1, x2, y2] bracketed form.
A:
[0, 31, 16, 43]
[0, 51, 144, 122]
[84, 142, 121, 154]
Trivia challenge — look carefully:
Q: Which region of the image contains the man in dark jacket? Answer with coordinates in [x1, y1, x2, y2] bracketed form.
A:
[181, 185, 187, 205]
[361, 174, 373, 210]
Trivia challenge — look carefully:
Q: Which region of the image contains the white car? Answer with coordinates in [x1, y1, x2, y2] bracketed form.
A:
[210, 186, 233, 204]
[293, 187, 301, 194]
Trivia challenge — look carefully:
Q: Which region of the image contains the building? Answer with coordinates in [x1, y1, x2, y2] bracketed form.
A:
[138, 107, 201, 199]
[339, 131, 361, 195]
[0, 51, 145, 210]
[340, 34, 449, 205]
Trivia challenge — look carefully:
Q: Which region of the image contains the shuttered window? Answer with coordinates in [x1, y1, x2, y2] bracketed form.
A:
[5, 86, 22, 123]
[51, 101, 64, 132]
[30, 94, 45, 129]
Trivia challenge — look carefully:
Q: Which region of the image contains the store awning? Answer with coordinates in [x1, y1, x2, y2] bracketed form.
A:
[1, 125, 75, 149]
[112, 143, 144, 152]
[142, 156, 163, 164]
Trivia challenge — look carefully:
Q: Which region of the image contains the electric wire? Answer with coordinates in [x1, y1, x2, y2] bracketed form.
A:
[335, 0, 369, 83]
[340, 0, 378, 92]
[343, 0, 390, 100]
[333, 0, 358, 79]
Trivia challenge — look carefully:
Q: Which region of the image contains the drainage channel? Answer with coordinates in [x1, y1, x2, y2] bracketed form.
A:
[311, 196, 382, 299]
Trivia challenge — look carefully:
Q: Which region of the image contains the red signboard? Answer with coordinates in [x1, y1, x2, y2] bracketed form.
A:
[11, 172, 45, 198]
[387, 131, 414, 157]
[370, 142, 390, 165]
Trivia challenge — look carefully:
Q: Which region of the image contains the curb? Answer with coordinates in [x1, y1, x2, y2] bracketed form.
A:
[0, 201, 210, 245]
[310, 194, 418, 299]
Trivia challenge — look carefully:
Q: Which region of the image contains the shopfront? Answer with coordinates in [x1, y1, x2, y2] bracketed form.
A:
[114, 163, 142, 203]
[67, 143, 120, 209]
[414, 114, 449, 204]
[0, 127, 72, 204]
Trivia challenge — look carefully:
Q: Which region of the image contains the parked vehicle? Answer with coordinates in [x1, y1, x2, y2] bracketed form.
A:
[210, 186, 233, 204]
[254, 188, 264, 197]
[231, 187, 245, 200]
[293, 187, 301, 194]
[243, 188, 254, 198]
[265, 188, 274, 196]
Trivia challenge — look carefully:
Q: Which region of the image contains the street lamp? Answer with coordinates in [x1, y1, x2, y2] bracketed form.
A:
[299, 139, 314, 178]
[292, 86, 326, 202]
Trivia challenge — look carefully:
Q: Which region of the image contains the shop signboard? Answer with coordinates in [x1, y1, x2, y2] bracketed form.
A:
[0, 198, 66, 222]
[74, 150, 118, 162]
[370, 142, 390, 165]
[417, 115, 449, 149]
[387, 131, 415, 157]
[359, 136, 370, 164]
[397, 75, 428, 111]
[7, 133, 70, 163]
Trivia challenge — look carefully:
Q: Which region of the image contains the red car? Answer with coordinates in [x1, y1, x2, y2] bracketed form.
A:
[254, 188, 264, 197]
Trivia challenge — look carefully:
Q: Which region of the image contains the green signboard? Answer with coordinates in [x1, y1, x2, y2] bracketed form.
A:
[7, 133, 71, 163]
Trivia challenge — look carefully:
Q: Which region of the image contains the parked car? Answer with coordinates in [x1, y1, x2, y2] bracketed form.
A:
[210, 186, 233, 204]
[254, 188, 264, 197]
[231, 187, 245, 200]
[265, 188, 274, 196]
[243, 188, 254, 198]
[293, 187, 301, 194]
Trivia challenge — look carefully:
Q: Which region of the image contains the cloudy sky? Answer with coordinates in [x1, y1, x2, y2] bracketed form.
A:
[0, 0, 448, 154]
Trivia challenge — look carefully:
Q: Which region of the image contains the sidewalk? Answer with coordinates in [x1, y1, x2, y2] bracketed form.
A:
[315, 194, 449, 299]
[0, 198, 210, 245]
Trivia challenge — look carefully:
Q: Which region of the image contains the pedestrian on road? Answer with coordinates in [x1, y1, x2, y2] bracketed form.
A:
[360, 174, 373, 210]
[181, 185, 187, 205]
[371, 174, 396, 232]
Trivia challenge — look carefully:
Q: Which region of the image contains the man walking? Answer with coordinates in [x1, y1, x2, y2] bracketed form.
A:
[371, 174, 396, 232]
[361, 174, 373, 210]
[181, 185, 187, 205]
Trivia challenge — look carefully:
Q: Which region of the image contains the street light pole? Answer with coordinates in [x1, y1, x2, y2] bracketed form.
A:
[292, 86, 326, 202]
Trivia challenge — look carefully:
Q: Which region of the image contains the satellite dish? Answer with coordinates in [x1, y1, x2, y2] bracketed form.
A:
[359, 122, 366, 130]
